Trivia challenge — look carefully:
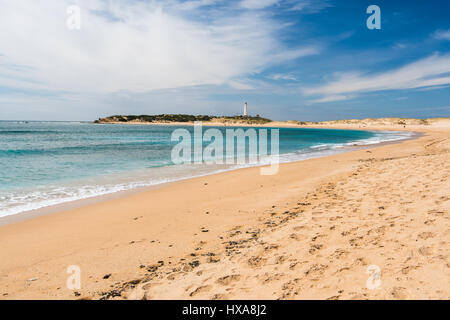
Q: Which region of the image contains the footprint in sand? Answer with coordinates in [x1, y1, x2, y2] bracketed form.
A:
[211, 293, 229, 300]
[418, 246, 434, 256]
[390, 286, 408, 299]
[189, 285, 211, 297]
[248, 256, 266, 268]
[216, 274, 241, 286]
[417, 232, 435, 240]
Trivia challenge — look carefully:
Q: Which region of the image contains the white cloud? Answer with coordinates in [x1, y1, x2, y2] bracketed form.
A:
[271, 47, 319, 61]
[174, 0, 218, 11]
[269, 74, 297, 81]
[228, 79, 255, 90]
[433, 29, 450, 41]
[0, 0, 316, 94]
[417, 84, 450, 92]
[302, 54, 450, 102]
[289, 0, 332, 13]
[240, 0, 279, 10]
[311, 95, 352, 103]
[392, 43, 407, 49]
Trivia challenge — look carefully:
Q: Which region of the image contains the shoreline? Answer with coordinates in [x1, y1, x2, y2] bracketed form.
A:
[92, 116, 449, 129]
[0, 128, 420, 226]
[0, 122, 447, 300]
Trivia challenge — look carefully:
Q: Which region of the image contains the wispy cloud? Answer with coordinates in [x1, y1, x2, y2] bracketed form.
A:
[433, 29, 450, 41]
[240, 0, 279, 10]
[240, 0, 331, 13]
[228, 79, 255, 90]
[288, 0, 332, 13]
[269, 74, 297, 81]
[174, 0, 219, 11]
[302, 54, 450, 102]
[311, 94, 353, 103]
[392, 42, 407, 49]
[0, 0, 317, 94]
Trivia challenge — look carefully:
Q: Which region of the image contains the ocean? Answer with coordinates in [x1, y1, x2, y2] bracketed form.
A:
[0, 121, 414, 217]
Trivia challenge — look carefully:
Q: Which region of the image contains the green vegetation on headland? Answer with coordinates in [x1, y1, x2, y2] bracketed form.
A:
[94, 114, 273, 124]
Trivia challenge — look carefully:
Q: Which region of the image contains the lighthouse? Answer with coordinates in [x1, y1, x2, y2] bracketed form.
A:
[243, 102, 248, 117]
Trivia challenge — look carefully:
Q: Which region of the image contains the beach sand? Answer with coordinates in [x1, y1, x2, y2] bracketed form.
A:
[0, 120, 448, 300]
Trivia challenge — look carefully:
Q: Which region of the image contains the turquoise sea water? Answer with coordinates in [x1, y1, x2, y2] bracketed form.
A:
[0, 121, 413, 217]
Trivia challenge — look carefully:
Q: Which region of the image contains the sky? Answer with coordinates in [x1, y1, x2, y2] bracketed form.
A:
[0, 0, 449, 121]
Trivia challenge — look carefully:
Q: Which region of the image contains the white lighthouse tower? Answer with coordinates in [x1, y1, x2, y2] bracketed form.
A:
[243, 102, 248, 117]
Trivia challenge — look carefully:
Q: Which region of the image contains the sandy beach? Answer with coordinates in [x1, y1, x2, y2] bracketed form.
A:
[0, 119, 448, 300]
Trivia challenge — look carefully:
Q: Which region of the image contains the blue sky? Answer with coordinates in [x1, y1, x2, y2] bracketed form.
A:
[0, 0, 449, 121]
